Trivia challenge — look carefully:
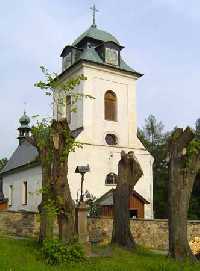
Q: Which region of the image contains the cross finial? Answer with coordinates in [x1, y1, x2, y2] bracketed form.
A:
[24, 102, 27, 115]
[90, 4, 99, 28]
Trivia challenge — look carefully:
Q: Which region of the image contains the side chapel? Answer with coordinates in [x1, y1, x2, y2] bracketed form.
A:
[1, 9, 154, 219]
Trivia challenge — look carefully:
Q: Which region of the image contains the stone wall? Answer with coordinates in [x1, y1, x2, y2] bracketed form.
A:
[88, 218, 200, 250]
[0, 210, 39, 237]
[0, 211, 200, 251]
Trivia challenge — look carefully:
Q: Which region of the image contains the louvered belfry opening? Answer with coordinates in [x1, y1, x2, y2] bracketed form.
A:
[104, 90, 117, 121]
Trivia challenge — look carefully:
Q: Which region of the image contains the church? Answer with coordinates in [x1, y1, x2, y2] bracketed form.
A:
[0, 12, 154, 219]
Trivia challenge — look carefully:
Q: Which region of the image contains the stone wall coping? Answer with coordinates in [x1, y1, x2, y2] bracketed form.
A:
[88, 217, 200, 224]
[0, 210, 37, 215]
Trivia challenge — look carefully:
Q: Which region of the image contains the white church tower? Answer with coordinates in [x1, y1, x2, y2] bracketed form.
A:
[55, 8, 154, 218]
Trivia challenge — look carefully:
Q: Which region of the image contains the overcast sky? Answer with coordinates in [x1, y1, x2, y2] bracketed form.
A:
[0, 0, 200, 158]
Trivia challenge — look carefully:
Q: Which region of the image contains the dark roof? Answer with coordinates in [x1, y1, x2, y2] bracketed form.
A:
[60, 25, 143, 78]
[72, 26, 121, 46]
[0, 141, 39, 175]
[0, 127, 83, 176]
[96, 189, 150, 206]
[78, 47, 139, 75]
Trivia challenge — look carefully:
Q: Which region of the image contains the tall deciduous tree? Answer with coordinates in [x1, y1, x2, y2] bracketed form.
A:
[138, 115, 168, 218]
[111, 151, 143, 249]
[29, 67, 91, 243]
[28, 122, 54, 242]
[168, 127, 200, 261]
[195, 118, 200, 139]
[51, 120, 79, 242]
[188, 119, 200, 219]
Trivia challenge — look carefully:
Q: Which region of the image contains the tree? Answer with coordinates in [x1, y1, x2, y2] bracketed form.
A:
[168, 127, 200, 261]
[138, 115, 168, 218]
[195, 118, 200, 140]
[51, 120, 78, 242]
[138, 115, 164, 148]
[188, 173, 200, 220]
[188, 118, 200, 219]
[0, 158, 8, 198]
[29, 67, 91, 243]
[111, 151, 143, 249]
[29, 122, 54, 242]
[0, 158, 7, 172]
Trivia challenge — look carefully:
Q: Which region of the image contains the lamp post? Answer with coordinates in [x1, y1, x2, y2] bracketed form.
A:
[75, 165, 90, 202]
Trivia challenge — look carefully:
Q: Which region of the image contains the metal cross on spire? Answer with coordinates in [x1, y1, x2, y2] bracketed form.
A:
[24, 102, 27, 115]
[90, 4, 99, 28]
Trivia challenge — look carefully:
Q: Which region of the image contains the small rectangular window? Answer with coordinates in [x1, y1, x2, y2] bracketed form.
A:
[22, 181, 28, 205]
[66, 96, 71, 124]
[62, 52, 72, 71]
[9, 185, 13, 206]
[105, 48, 119, 66]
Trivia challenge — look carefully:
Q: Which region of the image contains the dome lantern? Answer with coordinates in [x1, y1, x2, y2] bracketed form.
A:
[17, 111, 31, 145]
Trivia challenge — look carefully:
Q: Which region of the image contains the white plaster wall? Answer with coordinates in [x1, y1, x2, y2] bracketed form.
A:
[68, 144, 154, 219]
[3, 166, 42, 212]
[75, 63, 138, 147]
[63, 63, 154, 218]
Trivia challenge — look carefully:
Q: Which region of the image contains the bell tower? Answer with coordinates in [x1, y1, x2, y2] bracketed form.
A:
[55, 17, 154, 219]
[17, 111, 31, 145]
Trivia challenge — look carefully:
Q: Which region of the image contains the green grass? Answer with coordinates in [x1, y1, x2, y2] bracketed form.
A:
[0, 237, 199, 271]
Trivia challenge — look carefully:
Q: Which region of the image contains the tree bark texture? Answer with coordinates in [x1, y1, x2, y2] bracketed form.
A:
[26, 136, 54, 243]
[112, 151, 143, 249]
[51, 120, 75, 242]
[168, 127, 200, 261]
[38, 159, 54, 243]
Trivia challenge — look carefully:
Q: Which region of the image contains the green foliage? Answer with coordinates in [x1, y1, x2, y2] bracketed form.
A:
[186, 139, 200, 168]
[41, 239, 85, 265]
[188, 171, 200, 220]
[84, 191, 101, 218]
[34, 66, 93, 115]
[138, 115, 165, 148]
[195, 118, 200, 140]
[138, 115, 169, 219]
[44, 198, 59, 218]
[31, 119, 53, 164]
[0, 157, 8, 172]
[138, 115, 200, 220]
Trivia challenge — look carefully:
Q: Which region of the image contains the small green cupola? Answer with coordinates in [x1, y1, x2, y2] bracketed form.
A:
[17, 111, 31, 145]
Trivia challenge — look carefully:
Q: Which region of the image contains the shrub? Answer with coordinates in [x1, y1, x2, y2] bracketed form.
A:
[41, 239, 85, 265]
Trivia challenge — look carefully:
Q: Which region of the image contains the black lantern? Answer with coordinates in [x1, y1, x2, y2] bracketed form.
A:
[75, 165, 90, 202]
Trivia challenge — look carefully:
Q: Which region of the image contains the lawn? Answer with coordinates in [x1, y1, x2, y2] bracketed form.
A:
[0, 237, 199, 271]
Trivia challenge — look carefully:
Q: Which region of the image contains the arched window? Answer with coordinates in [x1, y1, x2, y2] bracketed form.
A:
[104, 91, 117, 121]
[105, 173, 118, 185]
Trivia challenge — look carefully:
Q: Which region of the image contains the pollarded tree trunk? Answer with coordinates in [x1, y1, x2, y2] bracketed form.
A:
[38, 159, 54, 243]
[26, 136, 54, 243]
[112, 183, 135, 249]
[112, 151, 143, 249]
[51, 120, 75, 242]
[168, 127, 200, 261]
